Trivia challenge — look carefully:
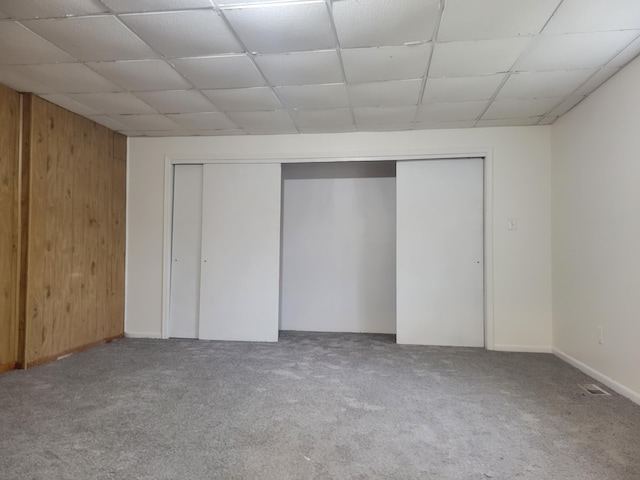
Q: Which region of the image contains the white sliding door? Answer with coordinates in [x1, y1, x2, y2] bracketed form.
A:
[169, 165, 202, 339]
[396, 159, 484, 346]
[199, 163, 281, 342]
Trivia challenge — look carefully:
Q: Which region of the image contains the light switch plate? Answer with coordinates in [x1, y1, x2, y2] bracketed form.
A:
[507, 217, 518, 230]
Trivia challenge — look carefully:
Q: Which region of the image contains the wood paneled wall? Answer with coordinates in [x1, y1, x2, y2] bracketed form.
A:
[0, 86, 126, 371]
[0, 84, 20, 373]
[22, 95, 126, 367]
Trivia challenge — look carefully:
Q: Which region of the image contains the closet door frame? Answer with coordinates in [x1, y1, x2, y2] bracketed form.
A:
[160, 151, 495, 349]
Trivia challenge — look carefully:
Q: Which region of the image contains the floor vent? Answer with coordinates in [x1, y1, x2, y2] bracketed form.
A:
[579, 384, 610, 396]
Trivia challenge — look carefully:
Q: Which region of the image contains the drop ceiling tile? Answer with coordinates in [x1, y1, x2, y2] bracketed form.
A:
[0, 66, 53, 93]
[423, 74, 506, 103]
[497, 70, 595, 99]
[167, 112, 238, 130]
[342, 44, 432, 83]
[348, 79, 422, 107]
[0, 0, 108, 19]
[255, 50, 343, 86]
[188, 129, 247, 136]
[39, 94, 100, 116]
[0, 21, 76, 64]
[609, 36, 640, 68]
[217, 0, 300, 4]
[275, 84, 349, 109]
[65, 92, 157, 114]
[172, 55, 266, 89]
[87, 115, 131, 131]
[353, 106, 417, 126]
[222, 1, 336, 54]
[543, 0, 640, 34]
[438, 0, 560, 41]
[135, 90, 217, 114]
[482, 97, 562, 119]
[227, 110, 298, 134]
[14, 63, 122, 93]
[429, 38, 530, 77]
[476, 117, 543, 127]
[417, 101, 487, 122]
[549, 96, 586, 116]
[121, 10, 242, 58]
[333, 0, 440, 48]
[298, 125, 357, 134]
[573, 68, 621, 96]
[414, 120, 477, 130]
[100, 0, 213, 13]
[514, 31, 640, 71]
[538, 117, 558, 125]
[23, 16, 157, 61]
[110, 114, 182, 130]
[202, 87, 282, 111]
[87, 60, 191, 91]
[359, 122, 415, 132]
[289, 108, 353, 127]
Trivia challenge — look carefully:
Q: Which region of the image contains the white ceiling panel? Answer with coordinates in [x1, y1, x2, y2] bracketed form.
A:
[298, 125, 357, 134]
[353, 106, 417, 126]
[0, 0, 108, 19]
[417, 101, 488, 122]
[515, 31, 640, 71]
[110, 114, 182, 130]
[0, 66, 51, 93]
[429, 38, 530, 77]
[573, 68, 621, 96]
[202, 87, 282, 111]
[222, 1, 335, 54]
[255, 50, 343, 86]
[609, 36, 640, 68]
[538, 117, 558, 125]
[348, 79, 422, 107]
[414, 120, 477, 130]
[166, 112, 238, 130]
[333, 0, 440, 48]
[14, 63, 122, 93]
[477, 117, 543, 127]
[359, 122, 415, 132]
[186, 129, 246, 136]
[87, 115, 131, 131]
[23, 16, 157, 61]
[226, 110, 298, 134]
[88, 60, 191, 91]
[39, 94, 100, 116]
[549, 96, 586, 117]
[275, 84, 349, 109]
[0, 22, 76, 64]
[497, 70, 595, 99]
[438, 0, 561, 41]
[342, 44, 431, 83]
[216, 0, 301, 4]
[121, 10, 242, 58]
[65, 92, 157, 114]
[543, 0, 640, 34]
[172, 55, 266, 89]
[134, 90, 217, 114]
[423, 74, 506, 103]
[290, 108, 353, 127]
[482, 97, 563, 119]
[100, 0, 214, 13]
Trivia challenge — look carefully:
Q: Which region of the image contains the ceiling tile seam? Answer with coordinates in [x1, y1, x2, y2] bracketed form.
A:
[325, 0, 356, 128]
[12, 19, 83, 65]
[538, 0, 566, 35]
[413, 0, 446, 126]
[473, 74, 514, 125]
[215, 3, 299, 133]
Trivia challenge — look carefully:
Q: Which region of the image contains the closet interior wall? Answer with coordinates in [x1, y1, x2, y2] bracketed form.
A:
[0, 85, 127, 371]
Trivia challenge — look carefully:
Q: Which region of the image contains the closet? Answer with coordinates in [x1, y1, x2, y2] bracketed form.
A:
[168, 158, 484, 346]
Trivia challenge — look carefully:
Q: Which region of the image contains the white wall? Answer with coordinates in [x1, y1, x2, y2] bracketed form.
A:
[126, 126, 552, 352]
[280, 162, 396, 334]
[551, 56, 640, 401]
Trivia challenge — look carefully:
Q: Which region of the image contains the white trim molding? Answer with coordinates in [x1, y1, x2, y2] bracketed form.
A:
[493, 345, 553, 353]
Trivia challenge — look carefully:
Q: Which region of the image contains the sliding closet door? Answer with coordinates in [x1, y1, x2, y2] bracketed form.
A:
[199, 163, 281, 342]
[169, 165, 203, 338]
[396, 159, 484, 346]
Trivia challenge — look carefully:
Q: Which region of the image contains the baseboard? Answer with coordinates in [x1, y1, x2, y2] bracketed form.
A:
[0, 361, 16, 374]
[492, 344, 553, 353]
[124, 331, 162, 339]
[27, 334, 124, 368]
[553, 347, 640, 406]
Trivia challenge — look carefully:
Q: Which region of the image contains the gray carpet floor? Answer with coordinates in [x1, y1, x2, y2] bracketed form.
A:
[1, 332, 639, 480]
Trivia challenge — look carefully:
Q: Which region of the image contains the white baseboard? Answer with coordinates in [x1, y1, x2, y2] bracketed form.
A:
[492, 344, 553, 353]
[553, 347, 640, 406]
[124, 331, 162, 339]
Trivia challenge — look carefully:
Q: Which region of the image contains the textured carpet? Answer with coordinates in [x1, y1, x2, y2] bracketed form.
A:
[1, 332, 639, 479]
